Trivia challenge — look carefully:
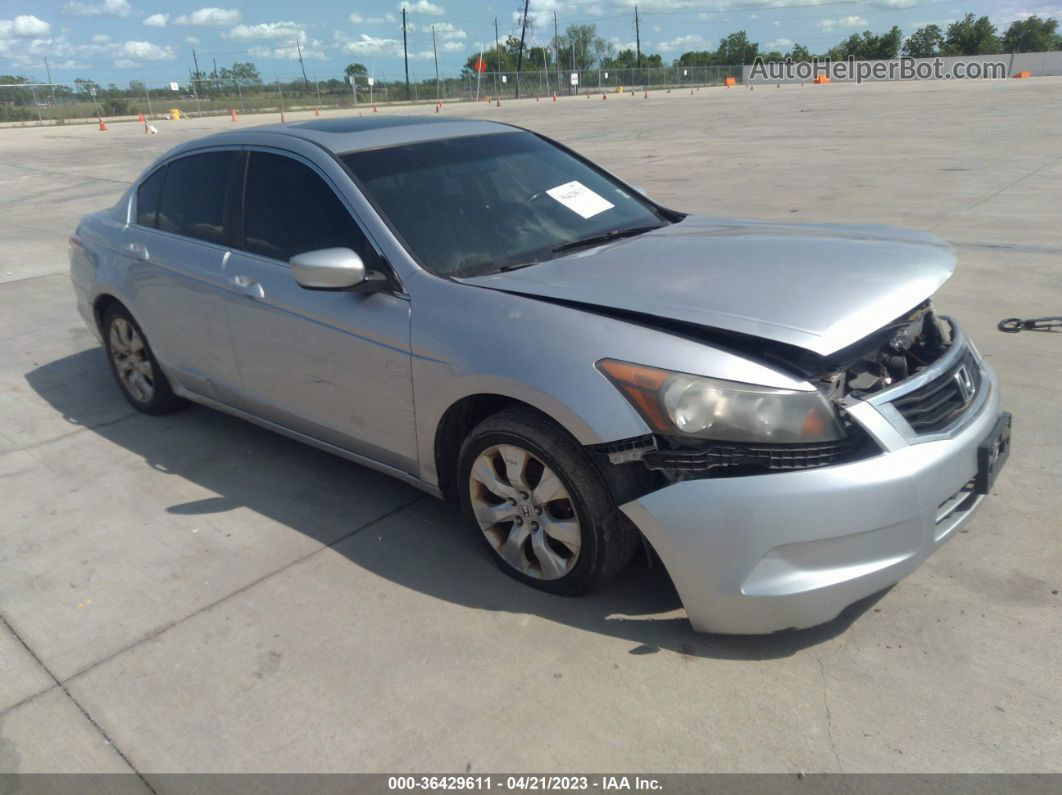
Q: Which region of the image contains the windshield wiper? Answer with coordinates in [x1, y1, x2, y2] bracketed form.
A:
[551, 224, 664, 254]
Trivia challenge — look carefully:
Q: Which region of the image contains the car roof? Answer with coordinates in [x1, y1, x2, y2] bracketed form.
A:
[191, 115, 517, 154]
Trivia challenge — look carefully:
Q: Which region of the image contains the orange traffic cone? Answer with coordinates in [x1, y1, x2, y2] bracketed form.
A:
[372, 104, 378, 113]
[643, 89, 648, 98]
[280, 110, 286, 123]
[98, 117, 108, 131]
[137, 112, 144, 123]
[601, 92, 607, 100]
[230, 108, 238, 122]
[435, 103, 440, 113]
[314, 107, 320, 116]
[552, 92, 557, 102]
[496, 96, 501, 107]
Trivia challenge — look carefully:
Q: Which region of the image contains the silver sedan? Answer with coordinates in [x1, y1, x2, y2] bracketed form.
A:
[69, 116, 1010, 634]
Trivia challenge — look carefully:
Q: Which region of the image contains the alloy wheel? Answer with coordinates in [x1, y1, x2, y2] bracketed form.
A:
[109, 317, 155, 403]
[468, 444, 582, 580]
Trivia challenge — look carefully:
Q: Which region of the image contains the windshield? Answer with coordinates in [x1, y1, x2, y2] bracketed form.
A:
[341, 132, 670, 277]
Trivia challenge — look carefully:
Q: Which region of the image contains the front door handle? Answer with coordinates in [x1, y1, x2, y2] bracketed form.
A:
[232, 274, 265, 299]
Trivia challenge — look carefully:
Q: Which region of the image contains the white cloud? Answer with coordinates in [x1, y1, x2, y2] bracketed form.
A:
[399, 0, 445, 15]
[91, 33, 110, 42]
[184, 35, 200, 44]
[342, 33, 405, 57]
[143, 13, 168, 26]
[609, 37, 637, 52]
[120, 39, 176, 60]
[248, 41, 325, 60]
[442, 40, 464, 51]
[433, 21, 465, 39]
[349, 12, 397, 23]
[224, 21, 304, 40]
[657, 33, 703, 53]
[0, 15, 52, 37]
[841, 15, 868, 26]
[818, 15, 867, 30]
[173, 7, 241, 26]
[64, 0, 132, 17]
[766, 37, 793, 49]
[867, 0, 917, 7]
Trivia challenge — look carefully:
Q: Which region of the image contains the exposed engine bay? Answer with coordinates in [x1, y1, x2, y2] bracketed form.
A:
[811, 301, 954, 403]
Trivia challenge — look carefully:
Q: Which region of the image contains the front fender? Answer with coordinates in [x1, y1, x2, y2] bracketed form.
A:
[407, 271, 809, 488]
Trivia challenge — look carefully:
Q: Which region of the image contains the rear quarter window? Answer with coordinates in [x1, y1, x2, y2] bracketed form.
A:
[136, 166, 165, 228]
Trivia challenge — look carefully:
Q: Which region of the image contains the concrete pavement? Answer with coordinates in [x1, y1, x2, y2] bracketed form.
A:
[0, 78, 1060, 776]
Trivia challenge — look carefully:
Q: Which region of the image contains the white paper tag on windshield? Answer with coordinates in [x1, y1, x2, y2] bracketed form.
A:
[546, 181, 614, 219]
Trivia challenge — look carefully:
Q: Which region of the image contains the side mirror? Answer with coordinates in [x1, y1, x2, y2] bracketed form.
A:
[290, 248, 384, 292]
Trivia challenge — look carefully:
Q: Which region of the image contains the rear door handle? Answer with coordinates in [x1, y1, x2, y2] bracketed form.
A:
[232, 274, 265, 299]
[127, 242, 148, 260]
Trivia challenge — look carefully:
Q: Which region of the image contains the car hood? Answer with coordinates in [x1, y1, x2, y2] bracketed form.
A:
[457, 216, 956, 356]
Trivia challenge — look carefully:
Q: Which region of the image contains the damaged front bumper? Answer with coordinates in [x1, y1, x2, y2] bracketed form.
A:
[619, 347, 1006, 635]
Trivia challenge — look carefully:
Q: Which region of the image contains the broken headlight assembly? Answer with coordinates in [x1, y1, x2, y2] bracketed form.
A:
[596, 359, 846, 444]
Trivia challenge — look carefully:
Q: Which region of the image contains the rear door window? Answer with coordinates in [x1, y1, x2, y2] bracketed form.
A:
[157, 151, 237, 246]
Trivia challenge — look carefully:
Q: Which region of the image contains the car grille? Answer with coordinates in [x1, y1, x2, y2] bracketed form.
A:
[642, 440, 854, 473]
[890, 349, 981, 434]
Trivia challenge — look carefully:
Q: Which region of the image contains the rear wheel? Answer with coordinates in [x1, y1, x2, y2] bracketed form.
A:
[457, 408, 638, 595]
[102, 304, 186, 415]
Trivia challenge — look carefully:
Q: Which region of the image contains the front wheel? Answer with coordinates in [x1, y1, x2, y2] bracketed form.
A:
[457, 408, 638, 595]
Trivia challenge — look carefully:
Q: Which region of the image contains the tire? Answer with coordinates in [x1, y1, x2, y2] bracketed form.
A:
[102, 304, 187, 415]
[457, 407, 639, 595]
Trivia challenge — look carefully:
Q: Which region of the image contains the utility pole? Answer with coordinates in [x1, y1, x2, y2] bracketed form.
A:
[43, 56, 56, 106]
[632, 5, 641, 69]
[493, 17, 500, 98]
[192, 48, 202, 95]
[553, 11, 560, 91]
[432, 24, 441, 101]
[212, 56, 219, 93]
[515, 0, 530, 98]
[295, 39, 310, 92]
[402, 8, 411, 101]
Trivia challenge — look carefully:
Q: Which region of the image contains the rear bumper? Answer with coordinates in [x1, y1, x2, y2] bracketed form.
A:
[620, 356, 1004, 635]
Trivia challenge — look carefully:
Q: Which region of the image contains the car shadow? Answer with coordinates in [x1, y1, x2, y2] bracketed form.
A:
[25, 348, 885, 661]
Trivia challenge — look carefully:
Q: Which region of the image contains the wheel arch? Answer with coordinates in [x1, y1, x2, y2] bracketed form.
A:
[92, 293, 125, 332]
[433, 393, 595, 500]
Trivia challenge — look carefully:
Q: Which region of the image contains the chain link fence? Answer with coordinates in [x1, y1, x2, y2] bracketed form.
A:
[1, 65, 743, 126]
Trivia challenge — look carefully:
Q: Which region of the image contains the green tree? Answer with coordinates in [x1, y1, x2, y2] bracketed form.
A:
[903, 25, 944, 58]
[553, 24, 612, 70]
[944, 14, 1000, 55]
[344, 62, 368, 78]
[602, 48, 661, 69]
[218, 62, 261, 87]
[788, 43, 812, 61]
[715, 31, 759, 65]
[828, 26, 902, 60]
[1002, 16, 1061, 52]
[674, 50, 714, 67]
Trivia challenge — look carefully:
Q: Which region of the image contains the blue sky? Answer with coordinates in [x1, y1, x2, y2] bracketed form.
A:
[0, 0, 1054, 85]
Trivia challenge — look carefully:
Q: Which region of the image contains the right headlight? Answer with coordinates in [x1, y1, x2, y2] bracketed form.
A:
[596, 358, 846, 444]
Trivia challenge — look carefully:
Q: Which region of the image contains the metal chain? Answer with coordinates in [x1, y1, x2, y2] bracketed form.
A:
[997, 317, 1062, 333]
